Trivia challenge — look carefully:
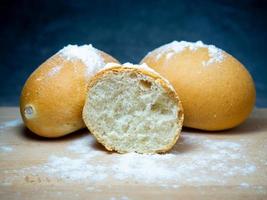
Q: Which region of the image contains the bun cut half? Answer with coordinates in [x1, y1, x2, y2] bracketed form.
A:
[83, 63, 184, 153]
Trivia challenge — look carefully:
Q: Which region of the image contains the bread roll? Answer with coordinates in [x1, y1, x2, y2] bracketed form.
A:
[82, 63, 184, 153]
[20, 44, 119, 137]
[141, 41, 255, 131]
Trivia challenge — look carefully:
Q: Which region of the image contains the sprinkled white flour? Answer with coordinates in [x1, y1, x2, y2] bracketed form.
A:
[110, 196, 130, 200]
[39, 155, 108, 181]
[3, 133, 264, 189]
[47, 65, 62, 77]
[239, 182, 250, 189]
[0, 119, 21, 132]
[0, 145, 13, 153]
[67, 136, 104, 158]
[148, 41, 225, 66]
[57, 44, 105, 75]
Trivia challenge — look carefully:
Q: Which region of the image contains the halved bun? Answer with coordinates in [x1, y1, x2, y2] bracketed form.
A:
[83, 63, 184, 153]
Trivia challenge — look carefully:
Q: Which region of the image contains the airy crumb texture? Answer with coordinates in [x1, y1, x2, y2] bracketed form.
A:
[83, 69, 182, 153]
[57, 44, 105, 75]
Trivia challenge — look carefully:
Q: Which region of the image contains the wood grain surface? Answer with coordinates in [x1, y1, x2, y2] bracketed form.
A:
[0, 107, 266, 200]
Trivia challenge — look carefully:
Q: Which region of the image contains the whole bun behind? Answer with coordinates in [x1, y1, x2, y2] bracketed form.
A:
[141, 41, 255, 131]
[20, 44, 119, 137]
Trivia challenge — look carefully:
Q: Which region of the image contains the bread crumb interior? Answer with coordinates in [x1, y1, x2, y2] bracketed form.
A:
[84, 71, 180, 153]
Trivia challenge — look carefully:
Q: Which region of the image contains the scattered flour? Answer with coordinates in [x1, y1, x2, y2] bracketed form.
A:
[47, 65, 62, 77]
[166, 52, 174, 59]
[0, 145, 13, 153]
[20, 155, 108, 181]
[57, 44, 105, 76]
[67, 135, 96, 154]
[4, 134, 263, 189]
[56, 191, 62, 196]
[67, 136, 105, 158]
[172, 184, 180, 189]
[0, 119, 21, 132]
[148, 40, 225, 66]
[110, 196, 129, 200]
[112, 153, 177, 182]
[239, 182, 250, 189]
[86, 186, 95, 191]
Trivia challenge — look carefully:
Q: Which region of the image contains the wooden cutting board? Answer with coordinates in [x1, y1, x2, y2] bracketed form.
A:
[0, 107, 266, 200]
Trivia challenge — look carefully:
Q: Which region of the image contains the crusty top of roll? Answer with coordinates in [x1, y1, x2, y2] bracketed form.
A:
[57, 44, 106, 76]
[141, 40, 255, 131]
[145, 40, 225, 66]
[103, 62, 176, 93]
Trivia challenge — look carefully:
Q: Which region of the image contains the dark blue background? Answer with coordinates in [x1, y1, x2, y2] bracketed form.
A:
[0, 0, 266, 106]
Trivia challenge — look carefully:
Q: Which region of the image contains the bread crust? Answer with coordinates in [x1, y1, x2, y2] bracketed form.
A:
[82, 64, 184, 153]
[20, 50, 119, 138]
[141, 42, 255, 131]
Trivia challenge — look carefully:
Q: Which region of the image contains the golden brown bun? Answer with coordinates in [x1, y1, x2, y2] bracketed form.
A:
[141, 41, 255, 131]
[20, 45, 119, 137]
[83, 63, 184, 153]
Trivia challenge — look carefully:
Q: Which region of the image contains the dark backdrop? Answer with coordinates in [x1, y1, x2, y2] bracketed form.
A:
[0, 0, 266, 106]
